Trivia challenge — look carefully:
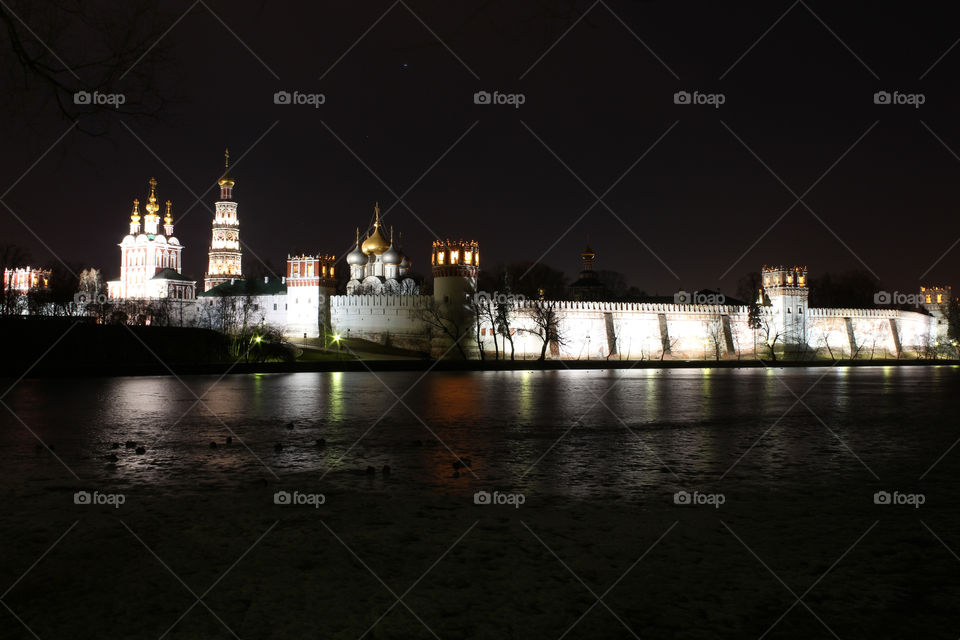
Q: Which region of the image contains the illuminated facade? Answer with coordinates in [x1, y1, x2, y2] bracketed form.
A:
[204, 150, 243, 291]
[287, 254, 337, 338]
[431, 238, 479, 304]
[3, 267, 50, 293]
[760, 265, 809, 345]
[920, 285, 951, 309]
[106, 178, 195, 300]
[346, 203, 418, 294]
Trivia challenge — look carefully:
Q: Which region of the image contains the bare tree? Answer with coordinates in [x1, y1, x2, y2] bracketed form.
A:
[0, 0, 178, 136]
[705, 310, 725, 361]
[747, 300, 762, 359]
[521, 300, 565, 361]
[659, 335, 679, 362]
[757, 312, 782, 362]
[468, 294, 494, 360]
[414, 298, 469, 360]
[496, 300, 517, 361]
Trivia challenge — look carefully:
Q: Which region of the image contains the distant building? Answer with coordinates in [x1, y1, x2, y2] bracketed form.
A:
[569, 241, 605, 301]
[3, 266, 50, 293]
[106, 177, 195, 300]
[204, 150, 243, 291]
[921, 285, 951, 311]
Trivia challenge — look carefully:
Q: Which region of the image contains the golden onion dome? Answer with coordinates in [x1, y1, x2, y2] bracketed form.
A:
[218, 148, 235, 187]
[362, 224, 390, 255]
[361, 202, 390, 254]
[144, 177, 160, 215]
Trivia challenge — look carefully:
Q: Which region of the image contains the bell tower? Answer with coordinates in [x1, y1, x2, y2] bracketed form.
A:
[204, 149, 243, 291]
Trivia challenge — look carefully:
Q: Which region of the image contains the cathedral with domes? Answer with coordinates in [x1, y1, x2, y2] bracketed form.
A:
[106, 177, 195, 300]
[345, 203, 419, 295]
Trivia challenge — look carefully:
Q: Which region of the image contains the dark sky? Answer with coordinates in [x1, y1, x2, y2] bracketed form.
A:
[2, 1, 959, 295]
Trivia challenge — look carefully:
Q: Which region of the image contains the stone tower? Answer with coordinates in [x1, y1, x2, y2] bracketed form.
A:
[286, 254, 337, 340]
[761, 265, 809, 350]
[204, 150, 243, 291]
[431, 239, 479, 306]
[430, 239, 479, 357]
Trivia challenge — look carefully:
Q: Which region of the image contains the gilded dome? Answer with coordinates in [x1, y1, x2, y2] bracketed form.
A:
[361, 203, 390, 254]
[362, 225, 389, 255]
[218, 148, 235, 187]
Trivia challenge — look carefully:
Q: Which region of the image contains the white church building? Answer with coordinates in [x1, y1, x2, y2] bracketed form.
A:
[106, 177, 195, 301]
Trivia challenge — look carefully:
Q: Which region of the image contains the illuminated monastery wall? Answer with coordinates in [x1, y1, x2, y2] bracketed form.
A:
[473, 301, 941, 360]
[329, 294, 435, 352]
[170, 293, 940, 360]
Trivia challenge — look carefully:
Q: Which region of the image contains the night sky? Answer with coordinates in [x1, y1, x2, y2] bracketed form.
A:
[2, 1, 959, 295]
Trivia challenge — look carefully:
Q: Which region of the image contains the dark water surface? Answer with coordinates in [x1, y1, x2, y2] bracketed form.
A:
[2, 367, 959, 639]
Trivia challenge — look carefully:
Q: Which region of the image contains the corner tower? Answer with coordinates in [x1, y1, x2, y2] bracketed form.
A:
[761, 265, 809, 347]
[204, 149, 242, 291]
[431, 239, 479, 305]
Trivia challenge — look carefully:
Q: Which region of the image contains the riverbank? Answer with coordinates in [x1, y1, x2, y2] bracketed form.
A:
[4, 355, 958, 379]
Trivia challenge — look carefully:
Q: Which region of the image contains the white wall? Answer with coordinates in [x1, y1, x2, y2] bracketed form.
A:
[473, 301, 941, 360]
[329, 294, 434, 350]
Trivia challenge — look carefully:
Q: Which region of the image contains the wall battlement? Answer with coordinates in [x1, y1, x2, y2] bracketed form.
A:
[511, 299, 751, 315]
[806, 307, 913, 319]
[330, 295, 433, 308]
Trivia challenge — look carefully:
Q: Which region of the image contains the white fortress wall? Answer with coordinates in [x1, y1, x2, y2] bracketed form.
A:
[330, 294, 434, 350]
[476, 300, 760, 360]
[806, 308, 935, 357]
[196, 293, 288, 332]
[473, 301, 941, 360]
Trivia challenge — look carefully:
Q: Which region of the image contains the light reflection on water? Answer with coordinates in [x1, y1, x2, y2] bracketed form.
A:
[1, 367, 957, 497]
